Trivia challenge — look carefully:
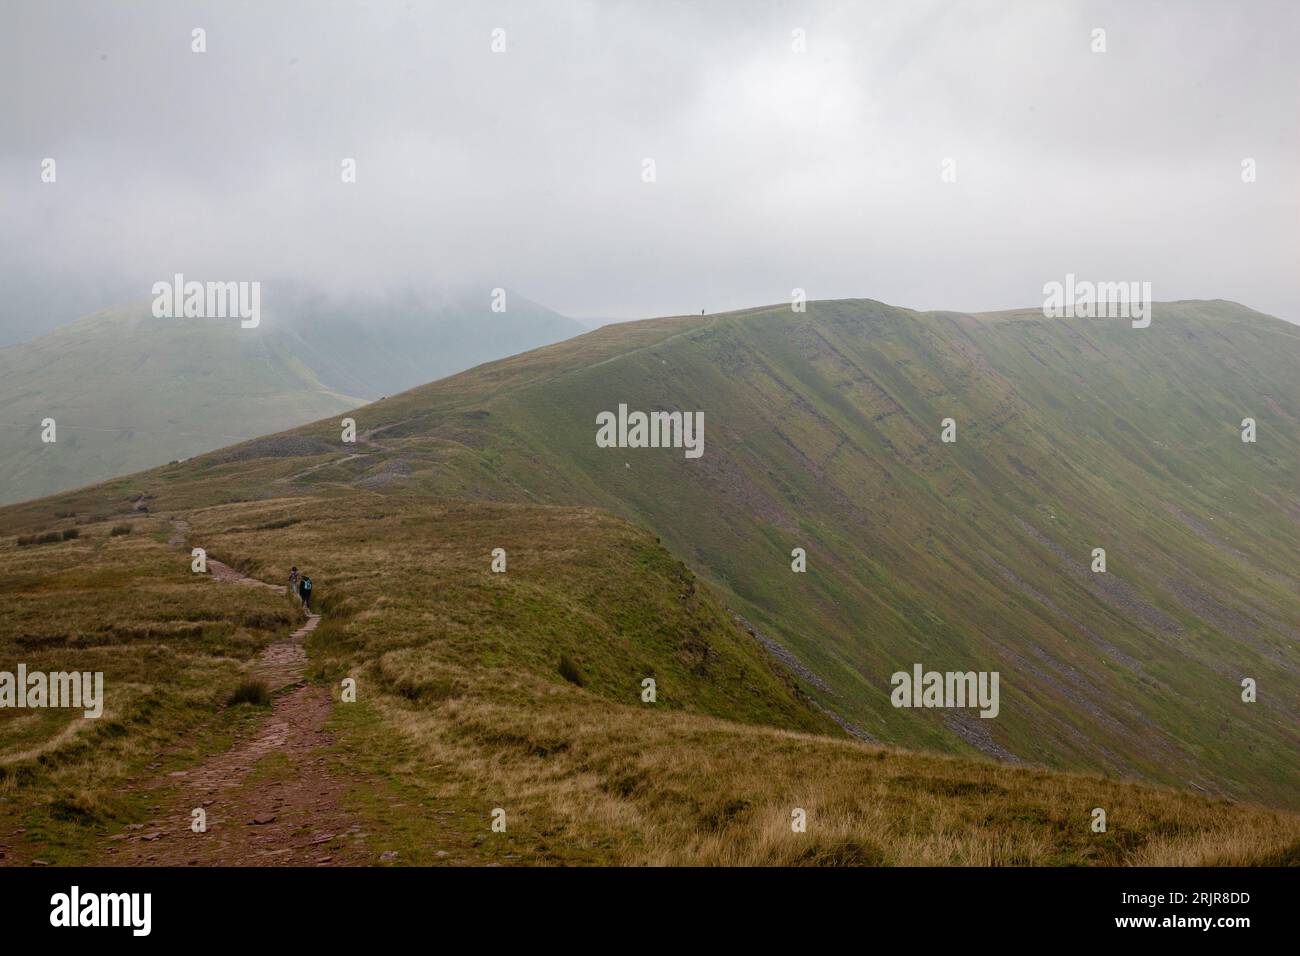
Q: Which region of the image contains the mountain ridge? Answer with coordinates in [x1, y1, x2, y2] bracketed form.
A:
[266, 296, 1298, 806]
[4, 296, 1297, 811]
[3, 294, 1299, 867]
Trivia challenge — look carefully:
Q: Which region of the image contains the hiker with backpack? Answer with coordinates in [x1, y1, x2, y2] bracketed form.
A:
[298, 573, 313, 611]
[289, 566, 299, 595]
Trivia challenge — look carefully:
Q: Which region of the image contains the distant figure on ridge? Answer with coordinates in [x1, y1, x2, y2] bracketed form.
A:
[298, 573, 313, 611]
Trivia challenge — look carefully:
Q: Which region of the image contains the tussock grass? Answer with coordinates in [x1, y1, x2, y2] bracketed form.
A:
[4, 496, 1299, 867]
[557, 654, 585, 687]
[4, 471, 1299, 866]
[164, 496, 1300, 866]
[0, 516, 294, 861]
[361, 666, 1300, 866]
[227, 680, 271, 707]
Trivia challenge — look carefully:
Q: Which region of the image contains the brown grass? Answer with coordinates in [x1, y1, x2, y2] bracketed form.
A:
[2, 496, 1298, 866]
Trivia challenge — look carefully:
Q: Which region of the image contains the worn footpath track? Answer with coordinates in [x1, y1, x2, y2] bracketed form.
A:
[100, 521, 373, 866]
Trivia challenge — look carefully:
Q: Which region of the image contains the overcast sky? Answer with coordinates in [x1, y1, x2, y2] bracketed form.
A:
[1, 0, 1296, 344]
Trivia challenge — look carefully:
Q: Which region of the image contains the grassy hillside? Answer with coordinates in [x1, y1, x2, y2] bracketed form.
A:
[0, 291, 584, 506]
[1, 297, 1297, 866]
[0, 514, 301, 862]
[3, 499, 1296, 866]
[0, 304, 364, 506]
[174, 297, 1296, 808]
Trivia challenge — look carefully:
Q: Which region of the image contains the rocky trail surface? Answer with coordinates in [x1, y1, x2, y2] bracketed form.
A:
[99, 521, 372, 866]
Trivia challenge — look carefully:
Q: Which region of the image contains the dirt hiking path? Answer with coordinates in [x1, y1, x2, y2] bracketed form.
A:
[100, 521, 372, 866]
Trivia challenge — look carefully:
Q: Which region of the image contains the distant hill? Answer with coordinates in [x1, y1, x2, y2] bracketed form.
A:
[258, 284, 585, 398]
[0, 289, 582, 504]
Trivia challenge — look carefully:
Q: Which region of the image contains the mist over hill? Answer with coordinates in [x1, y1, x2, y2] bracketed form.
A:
[256, 282, 584, 398]
[0, 285, 582, 504]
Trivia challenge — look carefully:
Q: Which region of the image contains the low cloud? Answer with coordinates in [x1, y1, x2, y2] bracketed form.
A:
[1, 0, 1295, 344]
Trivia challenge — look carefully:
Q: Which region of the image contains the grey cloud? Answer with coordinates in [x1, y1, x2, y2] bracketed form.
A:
[1, 0, 1295, 345]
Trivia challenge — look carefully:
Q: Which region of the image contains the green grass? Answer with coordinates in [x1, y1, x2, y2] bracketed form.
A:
[260, 297, 1298, 808]
[1, 297, 1298, 865]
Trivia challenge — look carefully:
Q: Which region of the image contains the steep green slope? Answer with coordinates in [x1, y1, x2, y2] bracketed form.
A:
[5, 499, 1297, 867]
[4, 298, 1296, 812]
[258, 298, 1296, 808]
[0, 496, 833, 862]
